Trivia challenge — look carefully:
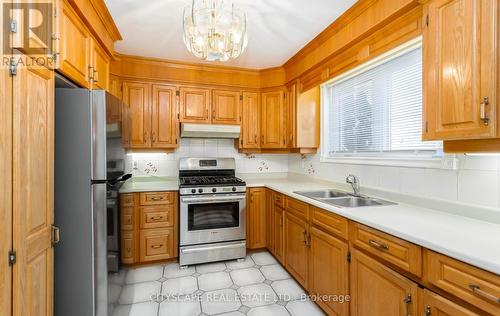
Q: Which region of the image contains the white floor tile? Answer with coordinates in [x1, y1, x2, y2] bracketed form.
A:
[119, 281, 161, 304]
[287, 299, 326, 316]
[271, 279, 306, 301]
[125, 266, 163, 284]
[226, 256, 255, 270]
[198, 271, 233, 291]
[238, 283, 277, 308]
[112, 301, 158, 316]
[251, 252, 277, 266]
[217, 312, 245, 316]
[164, 263, 195, 278]
[230, 268, 265, 286]
[247, 304, 289, 316]
[162, 276, 198, 296]
[260, 264, 290, 281]
[196, 262, 227, 274]
[159, 299, 201, 316]
[201, 288, 241, 315]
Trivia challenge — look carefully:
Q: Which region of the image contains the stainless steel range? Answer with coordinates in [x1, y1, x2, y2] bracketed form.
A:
[179, 158, 246, 266]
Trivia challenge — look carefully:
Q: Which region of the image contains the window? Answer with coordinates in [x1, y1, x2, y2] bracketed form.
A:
[321, 39, 442, 167]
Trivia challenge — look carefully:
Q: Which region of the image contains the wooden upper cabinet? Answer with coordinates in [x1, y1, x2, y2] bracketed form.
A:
[422, 289, 480, 316]
[58, 0, 91, 88]
[261, 90, 285, 148]
[109, 75, 122, 100]
[151, 84, 178, 148]
[424, 0, 497, 140]
[179, 87, 210, 123]
[284, 211, 309, 288]
[350, 249, 418, 316]
[123, 82, 151, 148]
[308, 226, 349, 316]
[212, 90, 241, 125]
[286, 82, 298, 148]
[90, 39, 110, 91]
[247, 188, 267, 249]
[241, 92, 260, 148]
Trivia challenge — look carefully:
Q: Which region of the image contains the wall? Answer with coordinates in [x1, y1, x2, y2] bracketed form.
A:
[125, 138, 289, 177]
[288, 153, 500, 209]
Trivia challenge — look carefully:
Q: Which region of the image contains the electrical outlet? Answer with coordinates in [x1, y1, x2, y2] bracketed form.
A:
[133, 160, 138, 170]
[441, 156, 459, 170]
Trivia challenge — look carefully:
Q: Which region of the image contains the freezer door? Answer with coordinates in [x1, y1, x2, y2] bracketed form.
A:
[91, 90, 107, 180]
[93, 183, 108, 316]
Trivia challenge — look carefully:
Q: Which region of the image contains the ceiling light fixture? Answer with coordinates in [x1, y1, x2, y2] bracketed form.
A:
[182, 0, 248, 62]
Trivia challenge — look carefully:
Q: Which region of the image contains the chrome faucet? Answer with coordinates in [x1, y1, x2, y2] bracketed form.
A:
[346, 174, 361, 196]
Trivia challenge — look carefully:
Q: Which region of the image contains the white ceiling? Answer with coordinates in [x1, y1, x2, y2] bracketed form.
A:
[105, 0, 357, 69]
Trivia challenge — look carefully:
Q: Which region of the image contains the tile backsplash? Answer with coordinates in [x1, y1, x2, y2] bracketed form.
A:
[288, 153, 500, 209]
[125, 138, 289, 176]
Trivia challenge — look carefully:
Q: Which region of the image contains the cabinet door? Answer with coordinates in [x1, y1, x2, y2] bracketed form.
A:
[284, 212, 309, 288]
[308, 227, 349, 316]
[121, 231, 135, 264]
[90, 39, 110, 91]
[266, 190, 274, 254]
[241, 92, 261, 148]
[109, 75, 122, 100]
[58, 1, 91, 88]
[13, 62, 54, 316]
[424, 0, 497, 140]
[273, 206, 285, 264]
[422, 289, 479, 316]
[261, 90, 285, 148]
[123, 82, 151, 148]
[179, 87, 210, 123]
[247, 188, 267, 249]
[139, 228, 175, 262]
[121, 104, 131, 149]
[350, 249, 418, 316]
[212, 90, 241, 125]
[151, 84, 178, 148]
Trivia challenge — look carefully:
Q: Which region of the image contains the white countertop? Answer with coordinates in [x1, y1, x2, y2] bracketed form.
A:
[120, 174, 500, 275]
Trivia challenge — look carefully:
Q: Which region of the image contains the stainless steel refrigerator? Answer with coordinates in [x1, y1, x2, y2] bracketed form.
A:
[54, 89, 129, 316]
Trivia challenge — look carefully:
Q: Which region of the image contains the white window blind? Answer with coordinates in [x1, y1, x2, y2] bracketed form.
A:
[322, 43, 442, 162]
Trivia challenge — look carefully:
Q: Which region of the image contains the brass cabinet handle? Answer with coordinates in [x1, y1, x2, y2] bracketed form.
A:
[403, 294, 412, 316]
[302, 230, 307, 245]
[151, 244, 163, 249]
[254, 134, 258, 144]
[250, 193, 254, 202]
[469, 284, 500, 303]
[480, 96, 490, 125]
[151, 196, 164, 201]
[150, 216, 163, 221]
[206, 109, 209, 118]
[152, 132, 156, 142]
[368, 239, 389, 251]
[93, 69, 99, 83]
[424, 305, 431, 316]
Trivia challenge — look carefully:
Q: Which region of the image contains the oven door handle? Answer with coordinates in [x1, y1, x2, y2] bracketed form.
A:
[181, 195, 246, 203]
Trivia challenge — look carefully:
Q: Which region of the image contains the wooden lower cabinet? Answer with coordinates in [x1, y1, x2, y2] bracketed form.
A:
[120, 191, 178, 264]
[284, 211, 309, 288]
[247, 188, 267, 249]
[350, 248, 418, 316]
[308, 226, 349, 316]
[272, 202, 285, 264]
[422, 289, 480, 316]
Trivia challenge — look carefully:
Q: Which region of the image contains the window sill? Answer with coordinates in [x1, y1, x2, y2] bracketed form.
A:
[320, 156, 457, 169]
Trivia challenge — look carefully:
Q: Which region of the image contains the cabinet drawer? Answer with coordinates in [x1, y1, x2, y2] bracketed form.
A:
[285, 197, 309, 220]
[140, 206, 173, 229]
[139, 228, 174, 262]
[272, 192, 284, 208]
[120, 206, 134, 231]
[121, 231, 135, 264]
[120, 193, 134, 207]
[310, 206, 348, 240]
[351, 223, 422, 277]
[424, 250, 500, 316]
[139, 192, 174, 205]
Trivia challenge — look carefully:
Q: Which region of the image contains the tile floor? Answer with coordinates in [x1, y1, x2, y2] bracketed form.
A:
[108, 251, 326, 316]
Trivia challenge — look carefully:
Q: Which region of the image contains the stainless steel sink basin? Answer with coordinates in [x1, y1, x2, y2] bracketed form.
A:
[294, 189, 349, 199]
[321, 196, 396, 208]
[294, 190, 396, 208]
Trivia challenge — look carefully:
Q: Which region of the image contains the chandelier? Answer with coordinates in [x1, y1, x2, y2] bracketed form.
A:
[182, 0, 248, 62]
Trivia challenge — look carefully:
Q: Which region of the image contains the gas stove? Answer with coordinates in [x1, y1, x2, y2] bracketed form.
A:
[178, 158, 246, 196]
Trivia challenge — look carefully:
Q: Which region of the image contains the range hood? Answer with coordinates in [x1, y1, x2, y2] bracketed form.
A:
[181, 123, 241, 139]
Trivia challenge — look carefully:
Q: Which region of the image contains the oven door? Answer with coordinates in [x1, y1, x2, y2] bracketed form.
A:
[180, 193, 246, 246]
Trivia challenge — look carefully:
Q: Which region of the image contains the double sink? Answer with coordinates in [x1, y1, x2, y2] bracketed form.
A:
[294, 189, 396, 208]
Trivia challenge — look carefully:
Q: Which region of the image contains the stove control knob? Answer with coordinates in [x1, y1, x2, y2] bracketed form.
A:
[212, 188, 217, 193]
[191, 189, 196, 194]
[232, 187, 237, 192]
[198, 188, 203, 193]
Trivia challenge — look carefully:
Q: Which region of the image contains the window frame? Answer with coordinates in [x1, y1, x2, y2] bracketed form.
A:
[320, 37, 445, 168]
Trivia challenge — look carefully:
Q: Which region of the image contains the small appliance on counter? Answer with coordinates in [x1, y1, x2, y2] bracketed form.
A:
[178, 158, 247, 266]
